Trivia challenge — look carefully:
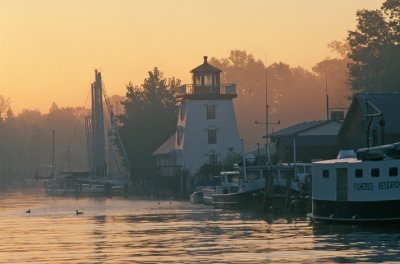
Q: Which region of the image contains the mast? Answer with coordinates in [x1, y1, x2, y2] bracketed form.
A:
[91, 70, 107, 178]
[51, 129, 55, 177]
[265, 55, 271, 164]
[325, 60, 329, 120]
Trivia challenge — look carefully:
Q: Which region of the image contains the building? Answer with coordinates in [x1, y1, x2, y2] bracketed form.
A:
[269, 120, 342, 163]
[153, 56, 241, 194]
[338, 93, 400, 150]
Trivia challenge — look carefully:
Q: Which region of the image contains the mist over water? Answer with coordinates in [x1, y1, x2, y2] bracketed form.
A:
[0, 190, 399, 263]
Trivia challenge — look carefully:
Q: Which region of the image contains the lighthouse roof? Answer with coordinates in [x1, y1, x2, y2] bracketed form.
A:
[190, 56, 222, 74]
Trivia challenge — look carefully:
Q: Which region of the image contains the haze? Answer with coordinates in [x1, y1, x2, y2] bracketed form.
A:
[0, 0, 383, 114]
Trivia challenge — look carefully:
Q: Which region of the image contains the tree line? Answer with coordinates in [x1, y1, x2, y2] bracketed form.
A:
[1, 0, 398, 183]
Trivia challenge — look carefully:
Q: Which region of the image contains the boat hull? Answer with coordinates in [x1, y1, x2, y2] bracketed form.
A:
[311, 199, 400, 223]
[212, 188, 263, 209]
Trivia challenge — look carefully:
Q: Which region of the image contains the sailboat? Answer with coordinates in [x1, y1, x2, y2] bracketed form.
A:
[45, 70, 130, 197]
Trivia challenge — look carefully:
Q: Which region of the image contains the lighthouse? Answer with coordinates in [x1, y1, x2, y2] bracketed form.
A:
[153, 56, 241, 186]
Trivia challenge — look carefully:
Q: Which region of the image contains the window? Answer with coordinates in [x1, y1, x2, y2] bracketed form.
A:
[209, 152, 218, 164]
[208, 129, 217, 144]
[207, 105, 216, 119]
[355, 169, 363, 178]
[323, 170, 329, 178]
[177, 129, 183, 146]
[371, 168, 380, 177]
[180, 104, 185, 121]
[204, 75, 213, 85]
[389, 167, 398, 177]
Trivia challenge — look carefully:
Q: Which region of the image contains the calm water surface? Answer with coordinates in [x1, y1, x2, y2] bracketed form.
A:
[1, 189, 400, 263]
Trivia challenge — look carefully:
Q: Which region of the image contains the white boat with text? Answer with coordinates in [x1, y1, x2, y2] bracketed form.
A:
[309, 142, 400, 223]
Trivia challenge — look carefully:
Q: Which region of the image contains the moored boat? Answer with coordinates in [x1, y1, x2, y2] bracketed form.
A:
[309, 142, 400, 223]
[212, 163, 312, 209]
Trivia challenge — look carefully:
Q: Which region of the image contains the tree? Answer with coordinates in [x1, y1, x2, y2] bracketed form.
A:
[0, 95, 11, 121]
[119, 67, 180, 168]
[313, 40, 352, 109]
[347, 0, 400, 93]
[211, 51, 326, 150]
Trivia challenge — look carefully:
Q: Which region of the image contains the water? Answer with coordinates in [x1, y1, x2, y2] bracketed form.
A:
[1, 190, 400, 263]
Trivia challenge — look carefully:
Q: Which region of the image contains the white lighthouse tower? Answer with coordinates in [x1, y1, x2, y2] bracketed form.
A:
[172, 56, 241, 174]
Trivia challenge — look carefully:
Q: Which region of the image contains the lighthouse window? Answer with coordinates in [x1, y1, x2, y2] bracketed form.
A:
[322, 170, 329, 178]
[209, 152, 218, 164]
[207, 105, 216, 119]
[355, 169, 363, 178]
[208, 129, 217, 144]
[371, 168, 380, 177]
[389, 167, 398, 177]
[180, 105, 185, 121]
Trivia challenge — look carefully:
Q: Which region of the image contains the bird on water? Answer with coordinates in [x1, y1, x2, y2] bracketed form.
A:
[76, 210, 83, 215]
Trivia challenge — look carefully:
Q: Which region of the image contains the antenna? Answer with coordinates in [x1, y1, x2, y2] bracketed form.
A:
[265, 54, 269, 144]
[325, 60, 329, 120]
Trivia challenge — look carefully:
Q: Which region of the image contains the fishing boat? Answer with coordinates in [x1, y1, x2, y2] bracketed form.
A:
[211, 162, 312, 209]
[309, 142, 400, 223]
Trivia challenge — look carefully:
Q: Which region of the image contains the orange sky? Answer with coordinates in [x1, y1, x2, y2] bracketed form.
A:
[0, 0, 383, 114]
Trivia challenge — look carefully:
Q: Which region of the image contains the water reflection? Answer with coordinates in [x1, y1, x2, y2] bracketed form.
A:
[0, 191, 400, 263]
[312, 223, 400, 263]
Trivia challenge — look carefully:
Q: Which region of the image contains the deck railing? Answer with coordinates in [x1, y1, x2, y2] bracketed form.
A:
[177, 84, 236, 96]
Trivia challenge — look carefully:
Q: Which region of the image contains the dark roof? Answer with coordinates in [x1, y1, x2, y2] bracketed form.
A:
[152, 134, 176, 156]
[355, 93, 400, 133]
[190, 56, 222, 73]
[269, 120, 327, 137]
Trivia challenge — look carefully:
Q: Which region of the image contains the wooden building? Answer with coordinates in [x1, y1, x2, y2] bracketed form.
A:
[269, 120, 342, 163]
[338, 93, 400, 150]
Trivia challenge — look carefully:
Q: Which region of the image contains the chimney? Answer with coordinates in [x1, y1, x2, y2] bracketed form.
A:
[203, 56, 208, 64]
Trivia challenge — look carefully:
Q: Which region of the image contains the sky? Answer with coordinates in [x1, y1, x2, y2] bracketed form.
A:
[0, 0, 384, 114]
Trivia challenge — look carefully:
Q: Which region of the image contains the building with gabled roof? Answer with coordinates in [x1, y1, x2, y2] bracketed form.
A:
[269, 120, 342, 163]
[338, 93, 400, 150]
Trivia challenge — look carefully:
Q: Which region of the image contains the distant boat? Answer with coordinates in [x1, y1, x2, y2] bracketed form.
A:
[308, 142, 400, 223]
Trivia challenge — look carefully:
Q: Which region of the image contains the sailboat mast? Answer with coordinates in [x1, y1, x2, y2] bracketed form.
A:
[91, 70, 107, 178]
[52, 129, 55, 177]
[265, 55, 271, 164]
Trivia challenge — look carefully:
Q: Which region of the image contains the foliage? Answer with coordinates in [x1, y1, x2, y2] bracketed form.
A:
[0, 102, 88, 184]
[194, 147, 241, 185]
[119, 67, 180, 167]
[211, 50, 347, 150]
[347, 0, 400, 93]
[0, 95, 11, 121]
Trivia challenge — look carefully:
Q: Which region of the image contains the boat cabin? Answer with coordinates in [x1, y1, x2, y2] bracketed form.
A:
[311, 142, 400, 222]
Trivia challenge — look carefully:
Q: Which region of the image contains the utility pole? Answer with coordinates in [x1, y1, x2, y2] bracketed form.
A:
[325, 60, 329, 120]
[255, 55, 280, 164]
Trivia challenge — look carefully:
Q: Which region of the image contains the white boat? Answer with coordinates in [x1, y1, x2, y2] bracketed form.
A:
[309, 142, 400, 223]
[190, 172, 240, 204]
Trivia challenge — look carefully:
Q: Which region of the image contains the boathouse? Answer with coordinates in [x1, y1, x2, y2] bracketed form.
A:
[153, 56, 241, 195]
[268, 119, 342, 163]
[338, 93, 400, 150]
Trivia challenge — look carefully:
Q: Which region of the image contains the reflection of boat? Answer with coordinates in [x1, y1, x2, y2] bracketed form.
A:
[211, 163, 312, 209]
[309, 143, 400, 223]
[45, 70, 130, 197]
